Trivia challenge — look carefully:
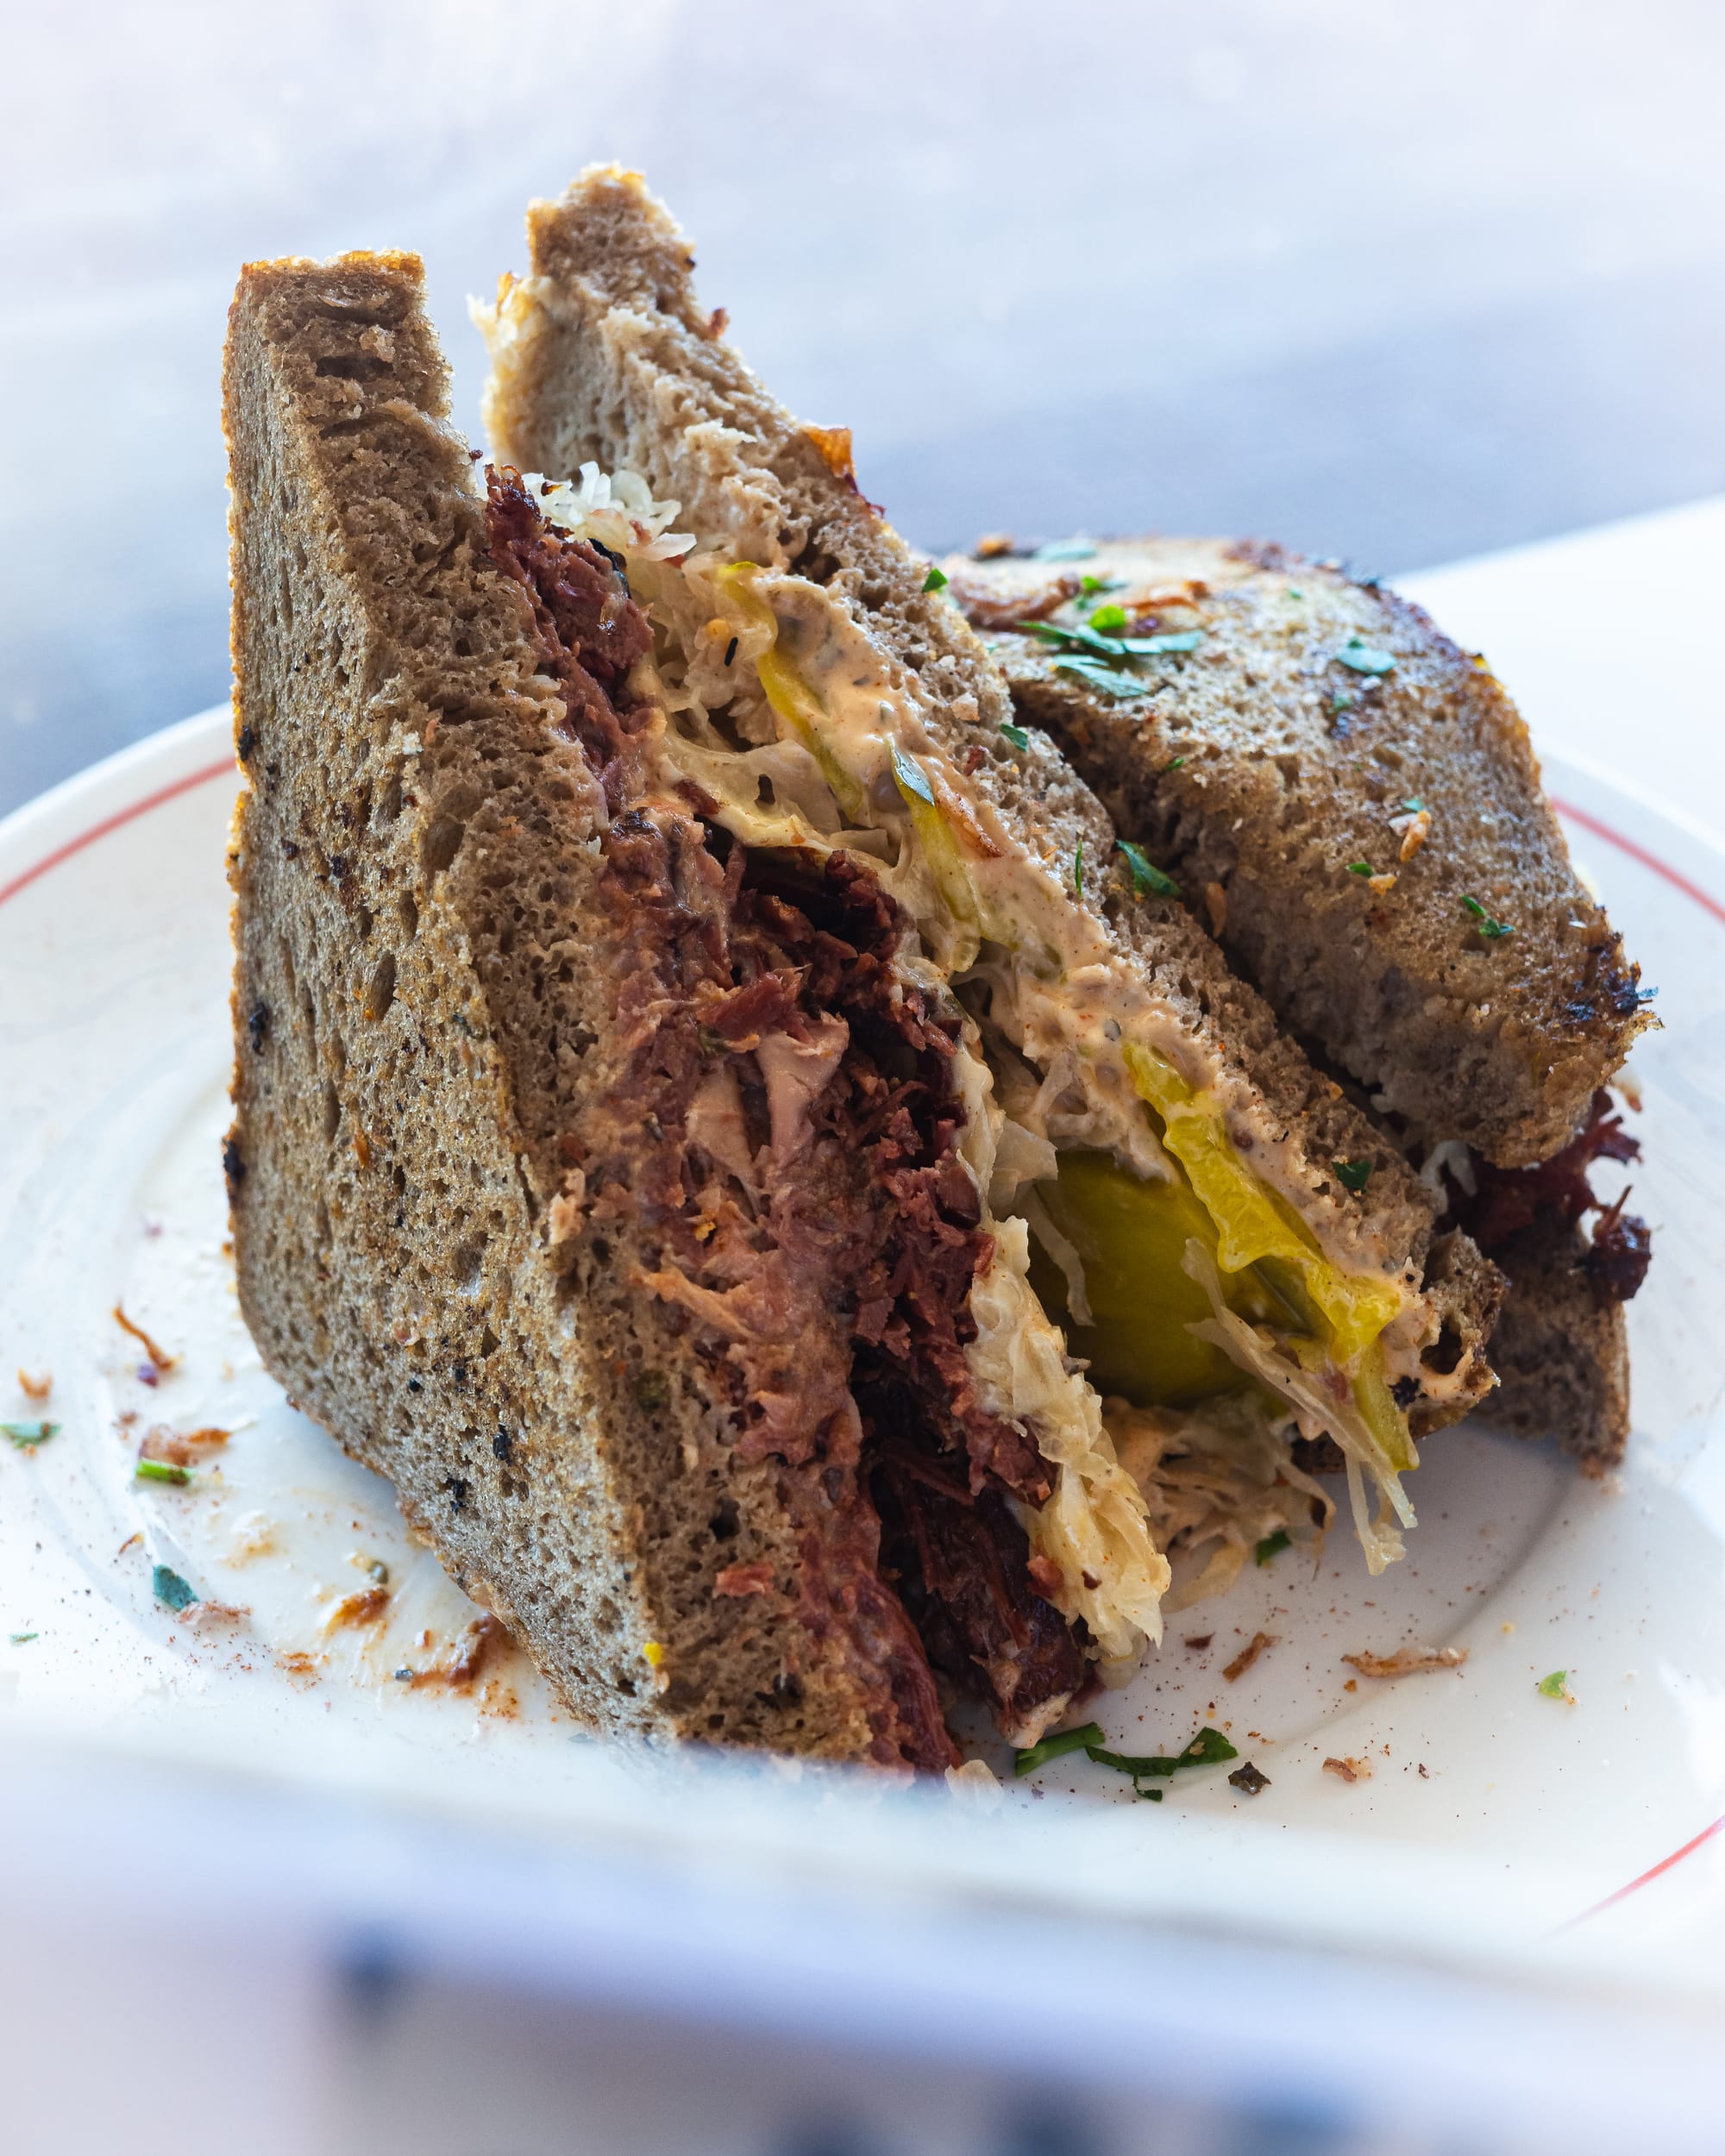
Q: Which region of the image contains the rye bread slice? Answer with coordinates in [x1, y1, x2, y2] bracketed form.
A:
[1477, 1219, 1628, 1472]
[944, 538, 1653, 1169]
[223, 250, 938, 1762]
[478, 166, 1502, 1433]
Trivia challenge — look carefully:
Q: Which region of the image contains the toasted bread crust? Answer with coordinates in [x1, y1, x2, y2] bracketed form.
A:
[949, 538, 1652, 1169]
[1473, 1219, 1629, 1471]
[224, 251, 901, 1759]
[481, 166, 1502, 1434]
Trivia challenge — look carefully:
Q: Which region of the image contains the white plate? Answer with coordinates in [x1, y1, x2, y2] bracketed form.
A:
[3, 705, 1725, 2002]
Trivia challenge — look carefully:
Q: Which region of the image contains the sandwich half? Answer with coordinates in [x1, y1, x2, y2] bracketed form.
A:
[225, 251, 992, 1771]
[225, 194, 1502, 1774]
[943, 537, 1653, 1467]
[475, 177, 1502, 1602]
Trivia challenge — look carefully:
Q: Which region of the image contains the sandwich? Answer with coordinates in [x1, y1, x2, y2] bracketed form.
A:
[224, 175, 1501, 1776]
[941, 537, 1654, 1468]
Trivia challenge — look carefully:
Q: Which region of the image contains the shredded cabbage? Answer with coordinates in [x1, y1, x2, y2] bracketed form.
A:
[1182, 1241, 1414, 1573]
[966, 1216, 1170, 1663]
[535, 463, 695, 561]
[1106, 1395, 1333, 1612]
[1419, 1138, 1477, 1204]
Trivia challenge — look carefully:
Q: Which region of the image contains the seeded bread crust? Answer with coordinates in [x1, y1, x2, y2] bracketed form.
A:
[948, 538, 1652, 1169]
[480, 166, 1502, 1426]
[224, 251, 901, 1759]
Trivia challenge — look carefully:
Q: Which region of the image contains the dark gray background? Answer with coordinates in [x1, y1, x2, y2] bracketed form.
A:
[5, 0, 1723, 814]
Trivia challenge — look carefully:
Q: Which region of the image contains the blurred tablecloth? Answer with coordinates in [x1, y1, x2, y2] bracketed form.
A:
[5, 0, 1725, 814]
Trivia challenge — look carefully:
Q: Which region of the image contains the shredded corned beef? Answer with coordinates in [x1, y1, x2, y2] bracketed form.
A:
[1580, 1191, 1653, 1304]
[483, 469, 1082, 1764]
[484, 469, 655, 813]
[869, 1382, 1088, 1733]
[1449, 1087, 1650, 1307]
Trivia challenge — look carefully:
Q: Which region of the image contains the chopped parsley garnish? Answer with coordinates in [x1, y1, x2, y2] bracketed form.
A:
[1255, 1529, 1291, 1566]
[1164, 755, 1186, 772]
[9, 1632, 38, 1645]
[1023, 619, 1126, 656]
[1088, 603, 1129, 632]
[1335, 636, 1396, 676]
[1347, 861, 1374, 877]
[1000, 722, 1030, 752]
[1032, 538, 1097, 563]
[1027, 617, 1203, 699]
[1401, 797, 1427, 813]
[1087, 1726, 1240, 1800]
[1080, 573, 1123, 599]
[3, 1420, 60, 1447]
[135, 1458, 191, 1487]
[1013, 1720, 1105, 1776]
[1073, 841, 1084, 898]
[1286, 586, 1304, 600]
[1026, 620, 1203, 661]
[1537, 1669, 1571, 1699]
[1051, 656, 1151, 699]
[1117, 839, 1180, 899]
[889, 742, 937, 806]
[152, 1564, 198, 1612]
[921, 564, 948, 592]
[1333, 1158, 1374, 1193]
[1461, 893, 1515, 938]
[1330, 691, 1355, 715]
[1015, 1720, 1239, 1796]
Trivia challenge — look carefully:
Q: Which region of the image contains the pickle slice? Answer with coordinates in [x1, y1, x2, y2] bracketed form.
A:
[1028, 1044, 1416, 1481]
[1032, 1151, 1283, 1407]
[1123, 1043, 1402, 1371]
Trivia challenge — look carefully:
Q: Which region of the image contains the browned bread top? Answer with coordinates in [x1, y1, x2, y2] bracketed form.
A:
[947, 537, 1654, 1169]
